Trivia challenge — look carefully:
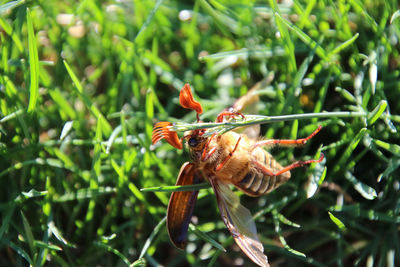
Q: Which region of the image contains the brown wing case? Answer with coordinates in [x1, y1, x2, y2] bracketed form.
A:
[166, 162, 203, 249]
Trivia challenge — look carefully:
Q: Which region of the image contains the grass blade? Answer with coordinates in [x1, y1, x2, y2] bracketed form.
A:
[274, 12, 328, 61]
[26, 8, 39, 113]
[0, 0, 25, 14]
[141, 183, 210, 192]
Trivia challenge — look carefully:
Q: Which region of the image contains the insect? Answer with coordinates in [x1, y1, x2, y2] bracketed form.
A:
[152, 84, 324, 267]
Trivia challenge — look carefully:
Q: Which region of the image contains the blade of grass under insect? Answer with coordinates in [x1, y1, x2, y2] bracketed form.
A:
[170, 111, 367, 134]
[26, 8, 39, 113]
[141, 183, 210, 192]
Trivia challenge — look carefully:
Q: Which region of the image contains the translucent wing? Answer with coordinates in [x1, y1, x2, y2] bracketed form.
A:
[209, 177, 269, 267]
[167, 162, 203, 249]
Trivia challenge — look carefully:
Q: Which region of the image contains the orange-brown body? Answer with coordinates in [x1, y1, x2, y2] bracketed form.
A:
[186, 131, 291, 197]
[152, 83, 324, 267]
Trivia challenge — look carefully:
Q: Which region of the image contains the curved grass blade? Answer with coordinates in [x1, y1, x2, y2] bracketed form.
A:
[367, 100, 387, 126]
[139, 216, 166, 259]
[94, 241, 131, 266]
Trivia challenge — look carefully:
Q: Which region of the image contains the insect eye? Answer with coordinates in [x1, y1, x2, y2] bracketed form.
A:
[188, 137, 199, 147]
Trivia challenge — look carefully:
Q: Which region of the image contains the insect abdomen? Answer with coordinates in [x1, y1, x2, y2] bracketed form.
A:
[235, 150, 291, 196]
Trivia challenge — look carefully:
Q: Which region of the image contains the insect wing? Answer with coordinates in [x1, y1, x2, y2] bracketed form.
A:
[209, 177, 269, 267]
[167, 162, 203, 249]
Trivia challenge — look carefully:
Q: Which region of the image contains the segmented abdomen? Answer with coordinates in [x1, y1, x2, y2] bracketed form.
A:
[234, 149, 291, 197]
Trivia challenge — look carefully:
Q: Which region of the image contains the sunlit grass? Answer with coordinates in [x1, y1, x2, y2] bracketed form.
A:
[0, 0, 399, 266]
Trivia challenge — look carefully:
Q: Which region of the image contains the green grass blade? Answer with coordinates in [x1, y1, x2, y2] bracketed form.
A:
[138, 216, 166, 259]
[0, 16, 23, 52]
[21, 211, 36, 257]
[8, 241, 33, 265]
[26, 8, 39, 113]
[271, 5, 297, 72]
[0, 0, 25, 14]
[189, 224, 226, 251]
[134, 0, 163, 45]
[274, 12, 328, 61]
[0, 204, 15, 240]
[328, 33, 359, 58]
[94, 241, 131, 265]
[390, 10, 400, 24]
[344, 171, 377, 200]
[141, 183, 210, 192]
[63, 60, 112, 136]
[328, 212, 346, 231]
[367, 100, 387, 126]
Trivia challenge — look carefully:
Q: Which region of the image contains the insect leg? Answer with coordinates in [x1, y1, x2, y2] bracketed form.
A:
[252, 126, 322, 149]
[253, 153, 324, 176]
[201, 133, 218, 161]
[216, 111, 245, 122]
[215, 136, 242, 171]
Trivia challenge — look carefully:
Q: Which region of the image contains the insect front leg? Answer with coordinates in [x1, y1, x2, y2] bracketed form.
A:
[201, 133, 218, 161]
[216, 110, 245, 123]
[215, 136, 242, 171]
[252, 153, 324, 177]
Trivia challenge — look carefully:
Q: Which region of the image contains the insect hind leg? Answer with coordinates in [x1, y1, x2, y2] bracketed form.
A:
[253, 153, 324, 177]
[253, 125, 322, 149]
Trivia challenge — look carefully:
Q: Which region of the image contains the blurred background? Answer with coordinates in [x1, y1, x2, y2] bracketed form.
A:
[0, 0, 399, 266]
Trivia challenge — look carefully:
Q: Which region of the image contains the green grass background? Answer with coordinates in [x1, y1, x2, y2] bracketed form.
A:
[1, 0, 399, 266]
